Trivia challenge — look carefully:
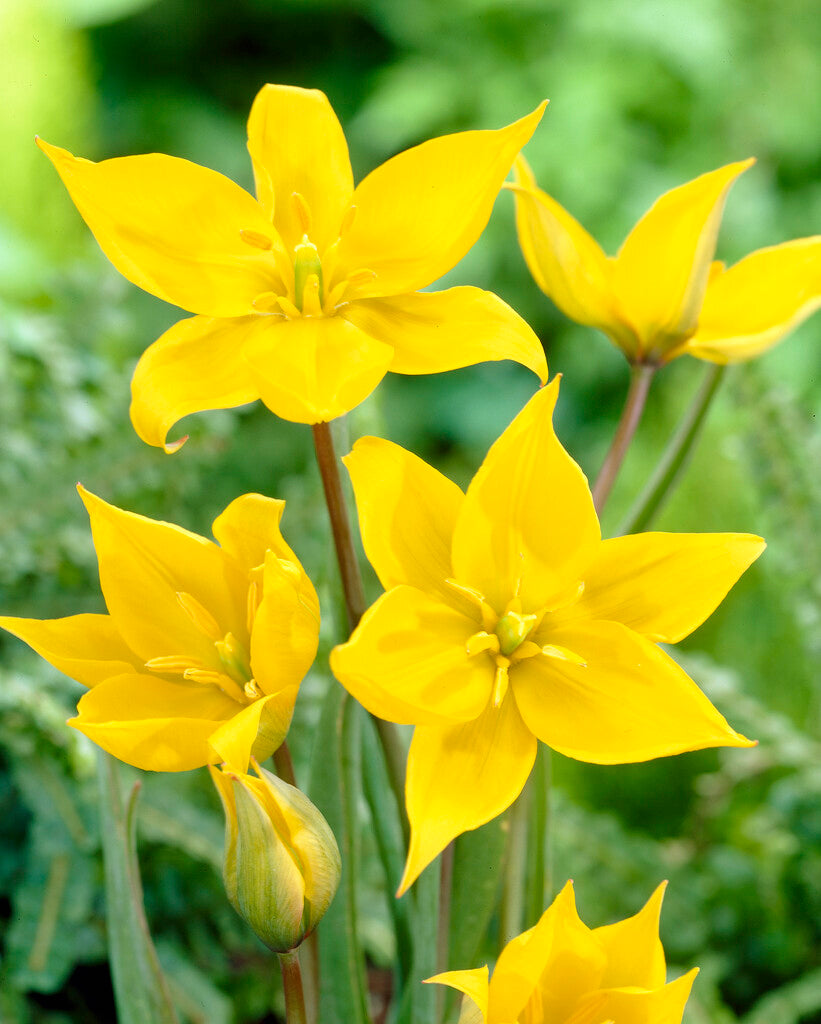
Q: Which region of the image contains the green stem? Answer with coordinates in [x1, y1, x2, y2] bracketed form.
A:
[311, 419, 408, 840]
[620, 363, 727, 534]
[500, 783, 530, 948]
[525, 746, 551, 927]
[435, 842, 454, 1022]
[278, 949, 308, 1024]
[591, 363, 657, 515]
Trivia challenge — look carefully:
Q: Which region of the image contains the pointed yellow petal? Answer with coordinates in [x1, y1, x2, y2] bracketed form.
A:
[129, 315, 261, 452]
[490, 881, 606, 1024]
[37, 139, 278, 317]
[78, 487, 246, 664]
[242, 314, 393, 424]
[250, 551, 319, 695]
[343, 436, 465, 604]
[686, 236, 821, 363]
[71, 671, 240, 771]
[513, 620, 754, 763]
[510, 157, 635, 356]
[208, 690, 298, 770]
[246, 84, 354, 252]
[614, 160, 754, 358]
[331, 585, 493, 727]
[0, 613, 138, 687]
[562, 532, 766, 643]
[425, 967, 489, 1023]
[335, 102, 547, 297]
[211, 493, 295, 574]
[399, 692, 536, 893]
[568, 968, 698, 1024]
[593, 883, 668, 990]
[342, 286, 547, 382]
[451, 378, 600, 613]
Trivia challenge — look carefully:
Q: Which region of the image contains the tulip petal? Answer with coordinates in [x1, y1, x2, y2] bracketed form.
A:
[593, 883, 667, 990]
[37, 139, 279, 317]
[451, 379, 600, 613]
[490, 881, 606, 1024]
[209, 690, 297, 770]
[685, 236, 821, 363]
[335, 102, 547, 297]
[343, 436, 465, 604]
[78, 487, 246, 664]
[399, 692, 536, 893]
[0, 613, 138, 687]
[250, 551, 320, 696]
[614, 160, 753, 357]
[211, 492, 294, 573]
[71, 671, 241, 771]
[342, 286, 547, 382]
[425, 967, 489, 1024]
[562, 532, 766, 643]
[130, 315, 261, 453]
[331, 585, 492, 727]
[246, 84, 354, 252]
[242, 314, 393, 424]
[514, 620, 754, 763]
[510, 158, 635, 355]
[567, 968, 698, 1024]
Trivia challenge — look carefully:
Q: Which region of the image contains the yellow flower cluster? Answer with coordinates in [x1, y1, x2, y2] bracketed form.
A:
[6, 81, 819, 1016]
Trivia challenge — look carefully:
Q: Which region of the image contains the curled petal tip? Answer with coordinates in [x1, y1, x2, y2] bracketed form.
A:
[164, 434, 189, 454]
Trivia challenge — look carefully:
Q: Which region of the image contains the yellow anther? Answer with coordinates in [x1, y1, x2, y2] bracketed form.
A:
[252, 291, 284, 314]
[145, 655, 204, 674]
[492, 657, 510, 708]
[291, 192, 312, 234]
[177, 592, 222, 641]
[339, 204, 357, 236]
[346, 268, 376, 289]
[246, 580, 260, 635]
[495, 610, 538, 656]
[541, 643, 587, 667]
[274, 295, 302, 318]
[184, 667, 246, 704]
[466, 631, 501, 657]
[301, 273, 323, 316]
[244, 679, 261, 700]
[239, 228, 273, 251]
[509, 640, 542, 663]
[324, 280, 349, 312]
[444, 578, 498, 632]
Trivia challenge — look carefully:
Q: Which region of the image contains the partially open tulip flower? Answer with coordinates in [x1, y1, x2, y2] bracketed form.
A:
[428, 881, 697, 1024]
[511, 156, 821, 365]
[330, 378, 764, 891]
[37, 85, 548, 448]
[0, 490, 319, 771]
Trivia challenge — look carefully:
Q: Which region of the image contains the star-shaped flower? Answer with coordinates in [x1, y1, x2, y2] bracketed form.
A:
[428, 881, 697, 1024]
[510, 156, 821, 364]
[0, 490, 318, 771]
[330, 378, 764, 891]
[38, 85, 547, 449]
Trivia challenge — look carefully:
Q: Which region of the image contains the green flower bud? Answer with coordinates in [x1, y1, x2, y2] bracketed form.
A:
[209, 759, 341, 952]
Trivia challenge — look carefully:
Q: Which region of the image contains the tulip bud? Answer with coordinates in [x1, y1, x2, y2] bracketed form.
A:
[209, 759, 341, 952]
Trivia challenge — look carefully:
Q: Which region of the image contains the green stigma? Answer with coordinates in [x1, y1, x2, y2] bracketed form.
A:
[495, 610, 538, 656]
[293, 237, 324, 310]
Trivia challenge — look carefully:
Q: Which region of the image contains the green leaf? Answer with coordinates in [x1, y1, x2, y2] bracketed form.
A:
[394, 864, 439, 1024]
[97, 751, 180, 1024]
[308, 684, 370, 1024]
[449, 818, 507, 972]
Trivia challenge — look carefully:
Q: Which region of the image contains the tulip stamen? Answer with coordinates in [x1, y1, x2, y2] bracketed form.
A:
[239, 228, 273, 251]
[291, 192, 312, 235]
[492, 657, 510, 708]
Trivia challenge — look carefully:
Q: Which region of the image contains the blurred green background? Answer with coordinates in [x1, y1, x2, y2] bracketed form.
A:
[1, 0, 820, 1021]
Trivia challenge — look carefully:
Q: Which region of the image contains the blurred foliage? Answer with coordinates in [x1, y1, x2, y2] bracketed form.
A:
[1, 0, 820, 1020]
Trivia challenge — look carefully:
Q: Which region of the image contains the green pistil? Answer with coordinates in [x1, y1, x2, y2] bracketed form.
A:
[293, 237, 324, 310]
[495, 611, 538, 656]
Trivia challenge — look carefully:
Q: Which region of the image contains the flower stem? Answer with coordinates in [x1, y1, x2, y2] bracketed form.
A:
[435, 842, 455, 1022]
[620, 363, 726, 534]
[591, 363, 656, 515]
[525, 746, 551, 926]
[278, 949, 308, 1024]
[311, 420, 408, 840]
[500, 782, 530, 948]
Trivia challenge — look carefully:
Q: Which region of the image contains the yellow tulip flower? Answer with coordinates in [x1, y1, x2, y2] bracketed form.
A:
[210, 760, 340, 953]
[37, 85, 548, 449]
[510, 157, 821, 364]
[330, 378, 763, 891]
[0, 490, 318, 771]
[427, 881, 697, 1024]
